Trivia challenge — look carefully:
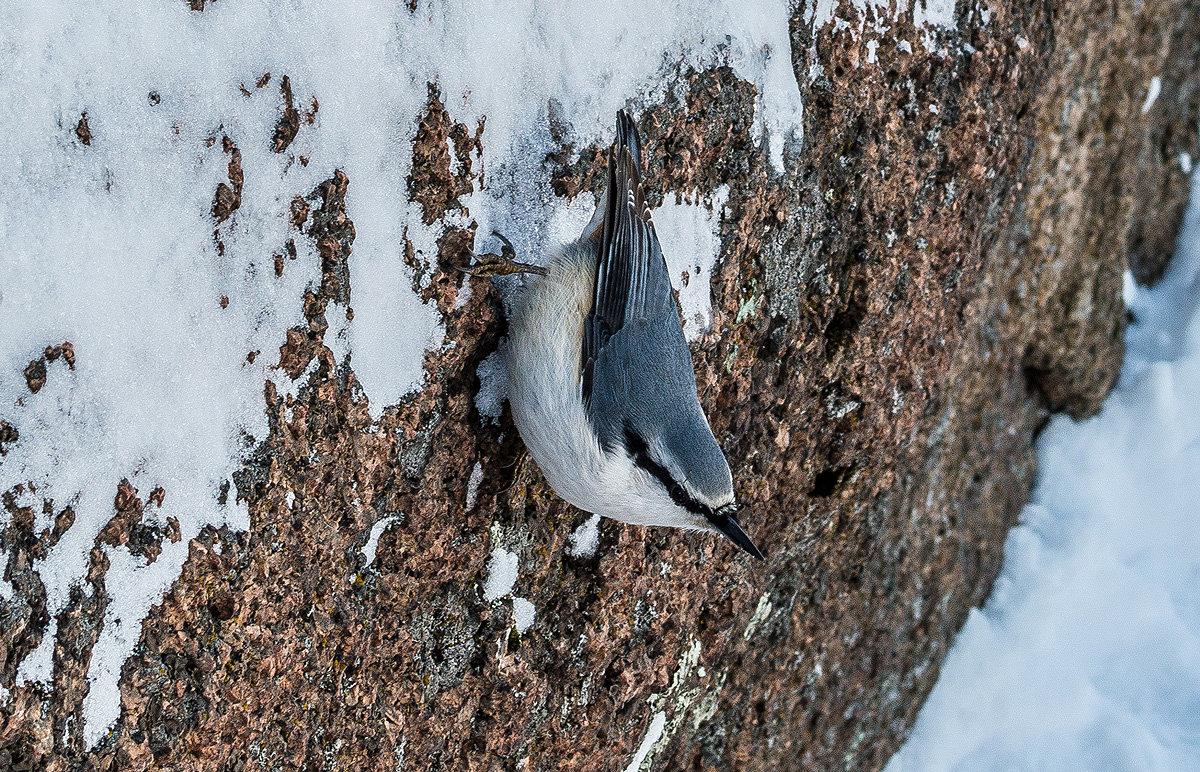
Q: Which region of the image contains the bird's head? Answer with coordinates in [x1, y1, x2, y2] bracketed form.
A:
[622, 424, 764, 559]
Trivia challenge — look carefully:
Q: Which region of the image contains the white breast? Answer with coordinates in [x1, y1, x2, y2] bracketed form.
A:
[505, 244, 703, 530]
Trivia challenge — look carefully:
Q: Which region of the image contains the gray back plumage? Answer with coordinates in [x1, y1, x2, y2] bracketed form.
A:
[581, 111, 733, 506]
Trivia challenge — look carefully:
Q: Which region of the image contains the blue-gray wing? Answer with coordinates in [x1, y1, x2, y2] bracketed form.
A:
[582, 110, 678, 411]
[580, 112, 734, 509]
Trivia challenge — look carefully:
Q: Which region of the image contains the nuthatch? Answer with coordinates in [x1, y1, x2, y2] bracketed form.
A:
[481, 110, 762, 559]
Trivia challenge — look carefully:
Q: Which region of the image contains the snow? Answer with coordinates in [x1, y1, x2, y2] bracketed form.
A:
[484, 548, 533, 633]
[623, 710, 667, 772]
[913, 0, 958, 31]
[654, 187, 730, 342]
[568, 513, 602, 559]
[483, 547, 519, 602]
[15, 632, 54, 686]
[401, 0, 808, 268]
[805, 0, 963, 59]
[360, 514, 402, 570]
[512, 597, 536, 633]
[1142, 76, 1163, 115]
[82, 545, 190, 747]
[350, 254, 437, 422]
[888, 172, 1200, 769]
[1, 0, 324, 739]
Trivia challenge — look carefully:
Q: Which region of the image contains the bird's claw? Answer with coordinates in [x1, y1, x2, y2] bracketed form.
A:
[459, 231, 549, 277]
[492, 230, 516, 260]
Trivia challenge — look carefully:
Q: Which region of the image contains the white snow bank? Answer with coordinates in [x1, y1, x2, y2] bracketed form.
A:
[888, 172, 1200, 769]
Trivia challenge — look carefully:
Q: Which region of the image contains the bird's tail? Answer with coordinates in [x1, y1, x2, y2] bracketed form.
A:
[608, 110, 651, 232]
[615, 109, 643, 180]
[582, 110, 650, 244]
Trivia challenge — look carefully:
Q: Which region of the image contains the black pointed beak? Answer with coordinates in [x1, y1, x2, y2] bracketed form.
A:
[710, 507, 764, 560]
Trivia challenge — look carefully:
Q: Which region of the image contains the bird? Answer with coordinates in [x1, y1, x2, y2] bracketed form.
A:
[486, 110, 762, 559]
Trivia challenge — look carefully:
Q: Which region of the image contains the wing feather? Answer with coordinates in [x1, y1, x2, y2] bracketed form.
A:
[582, 110, 675, 405]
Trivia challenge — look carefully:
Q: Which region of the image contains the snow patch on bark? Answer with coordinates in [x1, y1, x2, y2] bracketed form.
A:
[568, 514, 602, 559]
[483, 547, 519, 602]
[361, 514, 403, 570]
[512, 597, 536, 633]
[623, 710, 668, 772]
[655, 186, 730, 342]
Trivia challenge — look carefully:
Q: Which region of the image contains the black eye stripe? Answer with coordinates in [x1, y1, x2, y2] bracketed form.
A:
[622, 427, 709, 516]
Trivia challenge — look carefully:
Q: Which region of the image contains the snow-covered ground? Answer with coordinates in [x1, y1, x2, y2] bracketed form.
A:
[888, 174, 1200, 770]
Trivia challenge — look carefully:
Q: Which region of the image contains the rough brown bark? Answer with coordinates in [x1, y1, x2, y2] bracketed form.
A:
[2, 1, 1198, 771]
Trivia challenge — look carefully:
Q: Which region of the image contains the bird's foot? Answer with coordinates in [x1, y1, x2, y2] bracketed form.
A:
[463, 254, 549, 277]
[460, 231, 548, 277]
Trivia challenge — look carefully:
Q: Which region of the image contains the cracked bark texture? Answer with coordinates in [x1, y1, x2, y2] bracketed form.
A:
[3, 1, 1199, 770]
